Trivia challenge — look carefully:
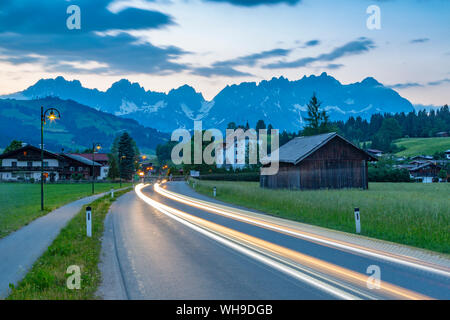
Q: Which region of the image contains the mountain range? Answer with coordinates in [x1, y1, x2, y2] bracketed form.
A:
[2, 73, 415, 133]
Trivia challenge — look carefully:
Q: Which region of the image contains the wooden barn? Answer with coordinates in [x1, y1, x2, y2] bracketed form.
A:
[260, 132, 377, 190]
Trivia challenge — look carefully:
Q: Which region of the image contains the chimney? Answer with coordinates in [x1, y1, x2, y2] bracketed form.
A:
[21, 142, 28, 147]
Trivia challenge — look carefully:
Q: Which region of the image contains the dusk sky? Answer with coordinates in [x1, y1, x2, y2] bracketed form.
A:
[0, 0, 449, 105]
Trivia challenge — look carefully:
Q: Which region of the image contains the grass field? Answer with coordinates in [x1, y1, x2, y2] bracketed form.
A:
[394, 137, 450, 157]
[0, 183, 131, 239]
[7, 188, 131, 299]
[190, 180, 450, 254]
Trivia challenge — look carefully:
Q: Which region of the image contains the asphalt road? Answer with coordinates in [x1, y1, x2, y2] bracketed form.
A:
[98, 182, 450, 300]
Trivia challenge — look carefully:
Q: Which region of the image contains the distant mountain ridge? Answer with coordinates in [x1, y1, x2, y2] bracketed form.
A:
[3, 73, 415, 132]
[0, 97, 169, 153]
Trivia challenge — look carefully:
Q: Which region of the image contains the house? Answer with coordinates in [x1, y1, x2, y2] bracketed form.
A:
[408, 162, 441, 183]
[216, 132, 261, 170]
[410, 155, 434, 161]
[396, 160, 443, 183]
[0, 144, 63, 182]
[0, 144, 103, 182]
[260, 132, 377, 190]
[436, 131, 448, 137]
[60, 153, 102, 180]
[367, 148, 384, 158]
[70, 153, 109, 179]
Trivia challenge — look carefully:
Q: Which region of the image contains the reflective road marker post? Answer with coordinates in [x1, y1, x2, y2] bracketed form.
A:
[354, 208, 361, 234]
[213, 186, 216, 197]
[111, 188, 114, 198]
[86, 206, 92, 237]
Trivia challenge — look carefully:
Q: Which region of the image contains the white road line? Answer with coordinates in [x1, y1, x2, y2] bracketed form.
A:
[155, 184, 450, 278]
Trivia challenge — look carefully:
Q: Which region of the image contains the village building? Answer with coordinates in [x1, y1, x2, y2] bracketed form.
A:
[396, 160, 443, 183]
[260, 132, 377, 190]
[69, 153, 110, 179]
[0, 144, 103, 182]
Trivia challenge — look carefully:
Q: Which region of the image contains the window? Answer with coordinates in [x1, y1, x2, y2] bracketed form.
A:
[70, 167, 75, 172]
[43, 161, 49, 167]
[27, 161, 32, 167]
[78, 167, 83, 172]
[11, 161, 17, 167]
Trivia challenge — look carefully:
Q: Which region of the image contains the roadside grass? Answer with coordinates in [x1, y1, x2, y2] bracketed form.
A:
[0, 183, 132, 239]
[394, 137, 450, 157]
[6, 188, 131, 300]
[189, 179, 450, 254]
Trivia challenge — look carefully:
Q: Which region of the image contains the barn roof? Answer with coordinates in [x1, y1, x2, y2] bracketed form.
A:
[271, 132, 376, 165]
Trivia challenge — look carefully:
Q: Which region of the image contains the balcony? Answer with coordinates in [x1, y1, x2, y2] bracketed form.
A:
[0, 166, 61, 172]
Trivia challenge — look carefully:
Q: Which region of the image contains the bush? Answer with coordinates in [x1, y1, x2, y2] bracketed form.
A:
[368, 166, 412, 182]
[194, 172, 260, 182]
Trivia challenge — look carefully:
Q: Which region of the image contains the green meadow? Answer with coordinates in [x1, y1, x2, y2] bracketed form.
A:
[394, 137, 450, 157]
[0, 183, 131, 239]
[190, 180, 450, 254]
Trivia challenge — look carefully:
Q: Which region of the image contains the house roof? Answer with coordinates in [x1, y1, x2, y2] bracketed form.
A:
[266, 132, 377, 165]
[0, 144, 62, 160]
[409, 162, 441, 171]
[71, 153, 109, 162]
[61, 153, 102, 166]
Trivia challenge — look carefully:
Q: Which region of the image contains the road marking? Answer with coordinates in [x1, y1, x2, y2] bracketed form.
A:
[154, 183, 450, 278]
[137, 184, 430, 300]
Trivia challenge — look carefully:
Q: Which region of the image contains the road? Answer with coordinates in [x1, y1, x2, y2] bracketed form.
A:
[98, 182, 450, 300]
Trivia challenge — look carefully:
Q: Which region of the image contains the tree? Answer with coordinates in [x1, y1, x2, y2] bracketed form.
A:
[371, 118, 402, 152]
[256, 120, 266, 131]
[303, 93, 332, 136]
[227, 122, 237, 129]
[118, 132, 136, 180]
[3, 140, 23, 154]
[438, 169, 447, 181]
[107, 153, 119, 180]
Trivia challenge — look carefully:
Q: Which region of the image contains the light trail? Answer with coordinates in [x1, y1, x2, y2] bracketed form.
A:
[136, 184, 431, 300]
[154, 183, 450, 278]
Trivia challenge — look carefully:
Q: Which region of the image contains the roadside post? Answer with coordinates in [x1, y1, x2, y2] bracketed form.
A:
[111, 188, 114, 198]
[354, 208, 361, 234]
[213, 186, 216, 197]
[86, 206, 92, 237]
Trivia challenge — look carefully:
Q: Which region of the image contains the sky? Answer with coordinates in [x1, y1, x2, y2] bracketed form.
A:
[0, 0, 449, 105]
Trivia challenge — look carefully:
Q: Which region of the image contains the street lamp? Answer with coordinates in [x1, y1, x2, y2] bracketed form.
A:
[40, 106, 61, 211]
[92, 143, 101, 194]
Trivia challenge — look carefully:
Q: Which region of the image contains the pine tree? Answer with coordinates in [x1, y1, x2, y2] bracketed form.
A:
[303, 93, 331, 136]
[118, 132, 136, 180]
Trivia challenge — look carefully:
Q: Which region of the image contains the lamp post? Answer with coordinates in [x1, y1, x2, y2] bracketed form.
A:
[92, 143, 101, 194]
[40, 106, 61, 211]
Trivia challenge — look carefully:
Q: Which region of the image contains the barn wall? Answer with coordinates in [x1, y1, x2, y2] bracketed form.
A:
[260, 136, 370, 190]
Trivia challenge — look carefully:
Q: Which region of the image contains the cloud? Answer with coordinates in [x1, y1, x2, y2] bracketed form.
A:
[324, 63, 343, 70]
[388, 78, 450, 89]
[0, 32, 188, 74]
[427, 78, 450, 86]
[214, 48, 292, 68]
[191, 66, 253, 77]
[410, 38, 430, 44]
[0, 0, 189, 74]
[388, 82, 423, 89]
[263, 37, 375, 69]
[304, 40, 320, 47]
[191, 47, 291, 77]
[205, 0, 301, 7]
